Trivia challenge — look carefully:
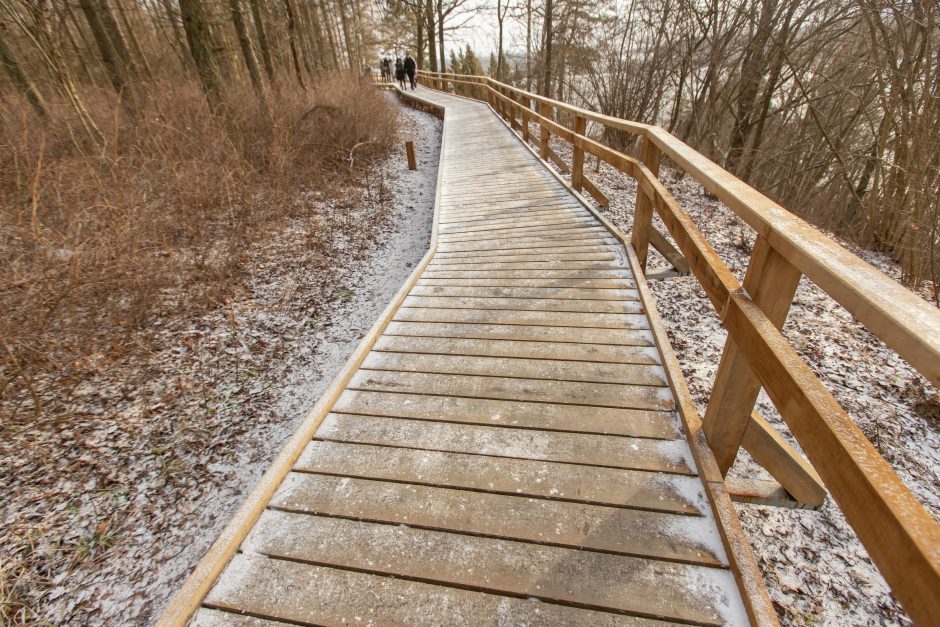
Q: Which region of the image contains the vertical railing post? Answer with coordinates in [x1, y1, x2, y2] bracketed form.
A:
[571, 115, 587, 191]
[508, 91, 520, 130]
[630, 136, 662, 271]
[538, 101, 551, 159]
[703, 236, 803, 474]
[522, 96, 531, 143]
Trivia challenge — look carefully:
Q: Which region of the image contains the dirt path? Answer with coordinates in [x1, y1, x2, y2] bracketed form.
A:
[0, 98, 440, 626]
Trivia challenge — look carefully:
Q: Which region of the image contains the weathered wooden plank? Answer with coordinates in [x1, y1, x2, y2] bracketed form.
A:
[333, 388, 676, 438]
[296, 440, 699, 512]
[269, 475, 723, 566]
[439, 217, 595, 235]
[402, 294, 641, 313]
[423, 268, 631, 280]
[436, 236, 617, 253]
[395, 307, 649, 329]
[430, 261, 624, 273]
[418, 276, 635, 288]
[191, 609, 289, 626]
[361, 351, 667, 385]
[349, 370, 674, 411]
[433, 252, 618, 265]
[373, 335, 658, 364]
[434, 245, 618, 259]
[316, 412, 688, 473]
[205, 554, 666, 626]
[440, 207, 589, 225]
[411, 284, 637, 300]
[384, 320, 653, 345]
[245, 511, 743, 624]
[438, 226, 609, 243]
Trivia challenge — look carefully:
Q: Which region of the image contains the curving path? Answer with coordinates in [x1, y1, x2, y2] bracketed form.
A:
[176, 87, 756, 626]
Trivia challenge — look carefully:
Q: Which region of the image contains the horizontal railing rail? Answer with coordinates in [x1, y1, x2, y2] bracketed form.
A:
[417, 69, 940, 625]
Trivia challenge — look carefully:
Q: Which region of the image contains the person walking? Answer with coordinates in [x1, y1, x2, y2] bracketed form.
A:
[382, 57, 392, 82]
[403, 53, 417, 90]
[395, 57, 406, 89]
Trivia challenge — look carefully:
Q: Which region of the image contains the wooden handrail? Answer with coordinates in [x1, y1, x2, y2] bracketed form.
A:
[418, 70, 940, 625]
[419, 71, 940, 386]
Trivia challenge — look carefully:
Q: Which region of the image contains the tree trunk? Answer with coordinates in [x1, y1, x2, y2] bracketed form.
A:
[525, 0, 531, 89]
[425, 0, 437, 72]
[496, 0, 505, 80]
[317, 0, 340, 69]
[338, 1, 356, 69]
[78, 0, 127, 92]
[436, 0, 445, 72]
[540, 0, 553, 96]
[248, 0, 275, 81]
[415, 3, 424, 69]
[179, 0, 224, 108]
[114, 0, 152, 76]
[97, 0, 135, 75]
[228, 0, 265, 95]
[282, 0, 307, 88]
[0, 27, 48, 117]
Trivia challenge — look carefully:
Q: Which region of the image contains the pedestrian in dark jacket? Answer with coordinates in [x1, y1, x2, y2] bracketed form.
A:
[403, 54, 417, 89]
[395, 58, 406, 89]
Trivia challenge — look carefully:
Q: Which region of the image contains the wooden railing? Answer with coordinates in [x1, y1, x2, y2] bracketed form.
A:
[417, 70, 940, 625]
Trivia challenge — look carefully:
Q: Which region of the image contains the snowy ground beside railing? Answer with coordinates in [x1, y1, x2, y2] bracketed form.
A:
[0, 98, 440, 625]
[528, 132, 939, 626]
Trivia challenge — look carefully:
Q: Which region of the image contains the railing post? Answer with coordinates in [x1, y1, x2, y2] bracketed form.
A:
[538, 101, 551, 159]
[508, 92, 520, 131]
[703, 236, 802, 474]
[571, 115, 587, 191]
[522, 96, 531, 142]
[630, 136, 662, 271]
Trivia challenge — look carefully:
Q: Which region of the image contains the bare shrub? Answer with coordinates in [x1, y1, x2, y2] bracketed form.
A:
[0, 74, 395, 426]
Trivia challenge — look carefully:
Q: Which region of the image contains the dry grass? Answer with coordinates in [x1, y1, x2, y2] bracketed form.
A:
[0, 74, 397, 624]
[0, 74, 395, 423]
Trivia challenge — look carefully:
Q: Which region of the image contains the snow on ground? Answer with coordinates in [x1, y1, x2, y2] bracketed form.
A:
[0, 97, 440, 625]
[519, 129, 938, 626]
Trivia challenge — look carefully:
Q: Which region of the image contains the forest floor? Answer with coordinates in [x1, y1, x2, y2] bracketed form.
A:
[537, 135, 939, 626]
[0, 97, 440, 625]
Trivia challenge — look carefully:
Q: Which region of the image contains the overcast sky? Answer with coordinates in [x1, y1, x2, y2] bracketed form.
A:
[440, 0, 530, 61]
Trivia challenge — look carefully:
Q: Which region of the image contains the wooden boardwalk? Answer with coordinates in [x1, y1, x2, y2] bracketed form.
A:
[175, 88, 759, 625]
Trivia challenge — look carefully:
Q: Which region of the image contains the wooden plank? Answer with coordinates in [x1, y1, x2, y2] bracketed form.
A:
[395, 307, 649, 329]
[402, 295, 641, 314]
[296, 440, 701, 512]
[361, 351, 666, 386]
[269, 475, 723, 566]
[191, 609, 289, 626]
[316, 413, 689, 472]
[245, 511, 743, 624]
[434, 245, 618, 258]
[582, 175, 611, 208]
[438, 228, 611, 244]
[418, 277, 635, 288]
[372, 335, 659, 365]
[436, 236, 618, 253]
[410, 284, 638, 300]
[439, 216, 593, 235]
[704, 237, 801, 474]
[742, 412, 826, 507]
[430, 261, 623, 272]
[440, 208, 589, 225]
[205, 554, 666, 626]
[649, 227, 690, 274]
[421, 270, 633, 279]
[384, 320, 653, 345]
[631, 137, 661, 272]
[332, 389, 679, 439]
[432, 252, 618, 265]
[348, 369, 675, 412]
